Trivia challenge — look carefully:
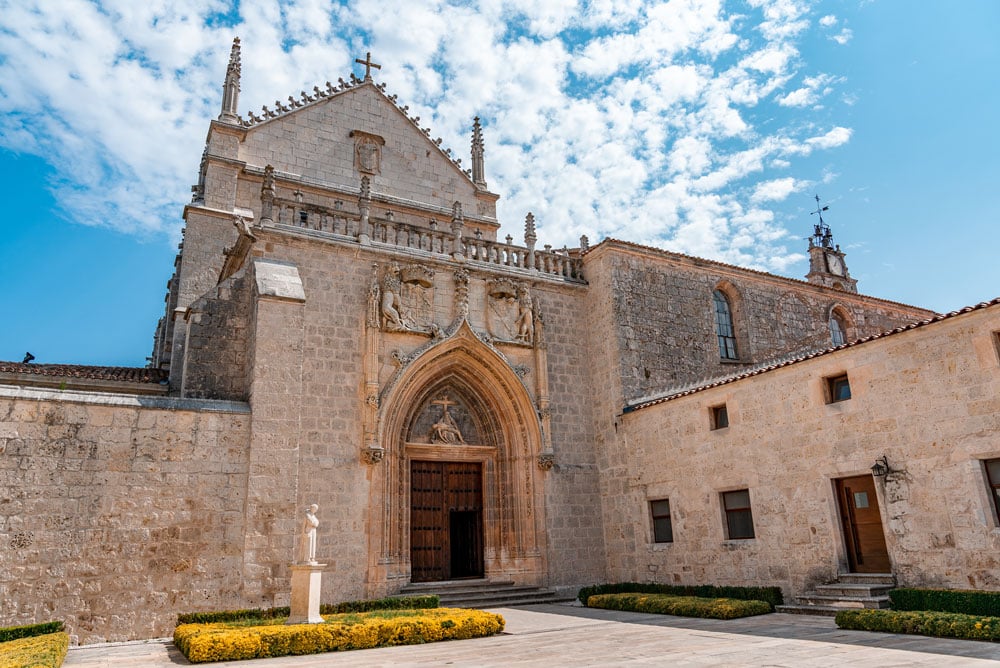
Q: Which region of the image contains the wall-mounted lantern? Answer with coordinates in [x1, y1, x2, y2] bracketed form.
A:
[871, 455, 894, 479]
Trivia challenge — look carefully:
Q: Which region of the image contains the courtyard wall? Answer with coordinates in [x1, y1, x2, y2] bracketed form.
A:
[0, 388, 250, 643]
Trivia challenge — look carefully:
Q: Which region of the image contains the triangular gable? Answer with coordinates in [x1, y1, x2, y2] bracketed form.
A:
[236, 81, 488, 219]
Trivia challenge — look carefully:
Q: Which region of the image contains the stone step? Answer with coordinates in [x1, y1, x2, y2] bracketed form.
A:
[834, 573, 896, 586]
[400, 579, 569, 608]
[400, 578, 513, 593]
[814, 583, 895, 598]
[775, 604, 845, 617]
[404, 584, 539, 598]
[796, 594, 890, 609]
[441, 591, 572, 609]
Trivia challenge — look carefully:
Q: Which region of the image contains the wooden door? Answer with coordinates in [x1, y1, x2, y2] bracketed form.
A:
[411, 461, 483, 582]
[836, 475, 891, 573]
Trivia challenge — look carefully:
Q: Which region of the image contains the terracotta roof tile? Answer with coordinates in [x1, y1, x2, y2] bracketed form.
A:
[0, 362, 168, 384]
[625, 296, 1000, 413]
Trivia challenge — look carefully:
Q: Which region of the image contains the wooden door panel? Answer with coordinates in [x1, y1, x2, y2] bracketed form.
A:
[836, 475, 891, 573]
[411, 461, 484, 582]
[411, 462, 447, 582]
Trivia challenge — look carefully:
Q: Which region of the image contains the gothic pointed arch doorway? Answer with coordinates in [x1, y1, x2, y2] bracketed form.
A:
[367, 323, 547, 591]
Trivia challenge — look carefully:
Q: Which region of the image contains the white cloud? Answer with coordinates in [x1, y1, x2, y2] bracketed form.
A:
[819, 15, 838, 27]
[0, 0, 858, 273]
[831, 28, 853, 45]
[751, 177, 801, 203]
[777, 73, 841, 107]
[806, 126, 852, 150]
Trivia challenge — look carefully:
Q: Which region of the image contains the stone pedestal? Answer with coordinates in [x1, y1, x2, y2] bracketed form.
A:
[286, 563, 326, 624]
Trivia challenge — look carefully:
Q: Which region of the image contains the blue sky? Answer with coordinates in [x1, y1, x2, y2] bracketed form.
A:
[1, 0, 998, 367]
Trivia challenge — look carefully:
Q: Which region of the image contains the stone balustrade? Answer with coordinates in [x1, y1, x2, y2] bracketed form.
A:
[270, 197, 585, 282]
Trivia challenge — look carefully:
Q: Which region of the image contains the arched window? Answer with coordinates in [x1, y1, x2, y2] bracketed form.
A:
[829, 314, 846, 346]
[713, 290, 738, 360]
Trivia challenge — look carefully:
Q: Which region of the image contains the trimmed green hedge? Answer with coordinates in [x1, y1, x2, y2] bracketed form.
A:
[578, 583, 783, 609]
[836, 608, 1000, 642]
[890, 588, 1000, 617]
[0, 631, 69, 668]
[177, 595, 439, 625]
[587, 593, 772, 619]
[0, 621, 64, 644]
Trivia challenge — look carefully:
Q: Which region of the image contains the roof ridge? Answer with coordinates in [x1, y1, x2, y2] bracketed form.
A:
[238, 77, 477, 185]
[625, 296, 1000, 412]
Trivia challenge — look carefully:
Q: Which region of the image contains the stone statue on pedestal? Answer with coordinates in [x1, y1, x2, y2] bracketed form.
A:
[288, 502, 326, 625]
[298, 504, 320, 565]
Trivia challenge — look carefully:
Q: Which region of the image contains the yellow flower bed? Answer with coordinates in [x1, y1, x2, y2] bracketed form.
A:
[174, 607, 505, 663]
[0, 632, 70, 668]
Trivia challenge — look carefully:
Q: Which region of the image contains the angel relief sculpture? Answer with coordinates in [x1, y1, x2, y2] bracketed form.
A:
[428, 395, 465, 445]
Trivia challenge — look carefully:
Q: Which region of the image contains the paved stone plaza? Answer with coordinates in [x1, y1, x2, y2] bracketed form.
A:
[64, 604, 1000, 667]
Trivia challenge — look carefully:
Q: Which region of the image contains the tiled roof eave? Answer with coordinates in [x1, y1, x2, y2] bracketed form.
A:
[624, 296, 1000, 413]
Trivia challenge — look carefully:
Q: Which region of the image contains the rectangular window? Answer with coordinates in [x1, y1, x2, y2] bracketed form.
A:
[650, 499, 673, 543]
[711, 404, 729, 430]
[722, 489, 755, 539]
[985, 459, 1000, 524]
[827, 374, 851, 403]
[298, 210, 309, 225]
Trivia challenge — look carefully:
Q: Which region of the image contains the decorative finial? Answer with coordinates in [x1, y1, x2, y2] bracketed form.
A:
[580, 234, 589, 251]
[355, 52, 381, 82]
[260, 165, 276, 224]
[219, 37, 242, 123]
[524, 212, 536, 245]
[471, 117, 487, 188]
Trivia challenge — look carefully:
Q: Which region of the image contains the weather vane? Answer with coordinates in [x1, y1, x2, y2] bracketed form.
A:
[810, 194, 833, 248]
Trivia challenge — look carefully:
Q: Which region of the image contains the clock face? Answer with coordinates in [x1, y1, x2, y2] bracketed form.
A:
[826, 253, 845, 276]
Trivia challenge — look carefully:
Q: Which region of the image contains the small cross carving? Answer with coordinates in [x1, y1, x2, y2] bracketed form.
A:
[355, 52, 381, 81]
[431, 395, 457, 412]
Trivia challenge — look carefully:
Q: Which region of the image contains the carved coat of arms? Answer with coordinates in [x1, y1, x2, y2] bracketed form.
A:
[486, 278, 533, 345]
[378, 262, 436, 334]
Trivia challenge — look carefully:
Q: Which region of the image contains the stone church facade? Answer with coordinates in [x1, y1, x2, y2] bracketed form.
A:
[2, 42, 998, 643]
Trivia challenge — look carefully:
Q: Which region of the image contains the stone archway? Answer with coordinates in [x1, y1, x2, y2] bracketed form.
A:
[366, 323, 546, 592]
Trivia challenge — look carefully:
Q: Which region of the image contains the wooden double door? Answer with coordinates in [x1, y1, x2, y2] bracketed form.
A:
[836, 475, 891, 573]
[410, 461, 484, 582]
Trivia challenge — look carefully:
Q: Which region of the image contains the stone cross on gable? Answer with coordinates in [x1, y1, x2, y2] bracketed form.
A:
[355, 52, 381, 81]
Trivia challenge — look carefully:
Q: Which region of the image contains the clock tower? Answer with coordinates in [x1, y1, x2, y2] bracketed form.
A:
[805, 196, 858, 293]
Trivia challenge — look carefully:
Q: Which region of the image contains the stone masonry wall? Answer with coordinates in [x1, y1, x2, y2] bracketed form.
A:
[238, 85, 485, 224]
[609, 303, 1000, 597]
[181, 270, 253, 400]
[531, 283, 607, 587]
[590, 243, 935, 404]
[0, 388, 250, 644]
[236, 227, 607, 601]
